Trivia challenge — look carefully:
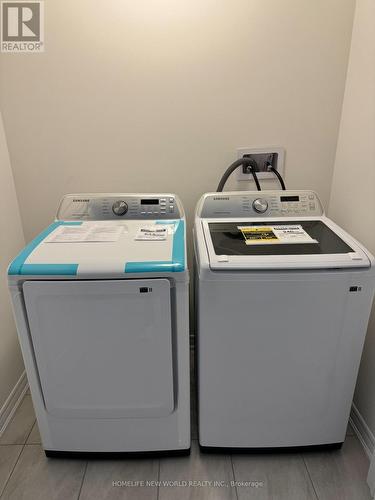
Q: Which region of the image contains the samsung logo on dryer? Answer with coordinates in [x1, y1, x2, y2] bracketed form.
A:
[73, 199, 90, 202]
[213, 197, 229, 201]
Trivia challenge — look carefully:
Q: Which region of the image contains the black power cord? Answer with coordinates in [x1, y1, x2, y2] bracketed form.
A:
[268, 164, 286, 190]
[217, 158, 261, 192]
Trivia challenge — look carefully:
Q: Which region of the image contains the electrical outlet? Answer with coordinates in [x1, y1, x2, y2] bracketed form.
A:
[236, 147, 285, 181]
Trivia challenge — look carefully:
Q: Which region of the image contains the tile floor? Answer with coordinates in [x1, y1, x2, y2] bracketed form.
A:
[0, 389, 372, 499]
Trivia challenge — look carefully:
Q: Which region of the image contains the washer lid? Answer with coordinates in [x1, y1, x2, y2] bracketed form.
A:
[203, 218, 371, 270]
[8, 219, 185, 277]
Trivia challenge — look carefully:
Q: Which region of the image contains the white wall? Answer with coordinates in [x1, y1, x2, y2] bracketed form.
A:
[328, 0, 375, 435]
[0, 112, 25, 412]
[0, 0, 355, 244]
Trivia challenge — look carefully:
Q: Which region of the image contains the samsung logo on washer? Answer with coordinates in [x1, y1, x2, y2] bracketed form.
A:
[213, 197, 230, 201]
[73, 199, 90, 203]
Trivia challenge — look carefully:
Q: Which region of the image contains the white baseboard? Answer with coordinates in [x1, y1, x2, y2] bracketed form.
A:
[350, 403, 375, 459]
[0, 371, 28, 437]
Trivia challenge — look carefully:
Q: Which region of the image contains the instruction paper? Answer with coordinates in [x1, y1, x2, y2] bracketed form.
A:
[134, 225, 173, 241]
[238, 225, 318, 245]
[45, 223, 124, 243]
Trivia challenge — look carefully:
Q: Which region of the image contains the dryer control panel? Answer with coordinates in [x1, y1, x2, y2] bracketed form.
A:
[57, 194, 183, 220]
[198, 191, 324, 218]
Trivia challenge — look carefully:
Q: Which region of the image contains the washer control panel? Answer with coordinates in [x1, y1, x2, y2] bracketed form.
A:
[57, 194, 182, 220]
[199, 191, 324, 218]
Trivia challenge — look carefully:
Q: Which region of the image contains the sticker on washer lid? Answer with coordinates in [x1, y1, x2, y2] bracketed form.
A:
[238, 225, 318, 245]
[134, 225, 173, 241]
[44, 223, 124, 243]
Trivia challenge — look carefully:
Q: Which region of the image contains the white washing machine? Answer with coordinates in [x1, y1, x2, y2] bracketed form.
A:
[194, 190, 375, 450]
[8, 193, 190, 456]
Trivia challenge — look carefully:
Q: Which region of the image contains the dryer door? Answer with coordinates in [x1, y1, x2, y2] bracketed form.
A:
[23, 279, 174, 418]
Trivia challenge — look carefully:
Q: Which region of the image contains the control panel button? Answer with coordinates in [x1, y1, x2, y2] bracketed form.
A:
[252, 198, 269, 214]
[112, 200, 128, 216]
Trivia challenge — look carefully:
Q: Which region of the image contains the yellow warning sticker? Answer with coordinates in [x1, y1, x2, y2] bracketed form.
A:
[238, 225, 318, 245]
[239, 227, 278, 244]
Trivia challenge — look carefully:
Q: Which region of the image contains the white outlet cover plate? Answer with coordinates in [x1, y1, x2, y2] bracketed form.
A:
[236, 146, 285, 181]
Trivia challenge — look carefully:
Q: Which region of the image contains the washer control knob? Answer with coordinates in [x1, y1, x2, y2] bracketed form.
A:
[112, 200, 128, 216]
[252, 198, 268, 213]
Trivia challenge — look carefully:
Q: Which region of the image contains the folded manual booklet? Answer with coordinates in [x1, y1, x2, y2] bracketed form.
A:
[238, 225, 318, 245]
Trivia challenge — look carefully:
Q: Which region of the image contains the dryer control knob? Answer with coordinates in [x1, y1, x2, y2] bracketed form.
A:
[252, 198, 268, 214]
[112, 200, 128, 216]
